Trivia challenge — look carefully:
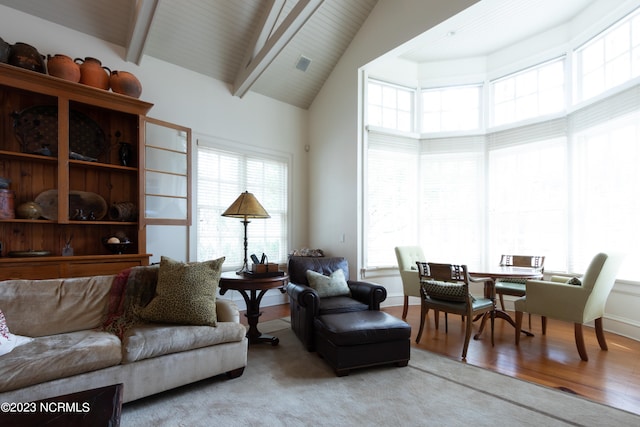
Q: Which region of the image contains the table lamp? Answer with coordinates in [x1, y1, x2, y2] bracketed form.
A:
[221, 191, 270, 274]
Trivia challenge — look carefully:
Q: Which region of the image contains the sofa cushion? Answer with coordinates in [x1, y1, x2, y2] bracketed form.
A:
[122, 321, 247, 363]
[0, 330, 122, 393]
[0, 275, 115, 337]
[139, 256, 224, 327]
[306, 269, 351, 298]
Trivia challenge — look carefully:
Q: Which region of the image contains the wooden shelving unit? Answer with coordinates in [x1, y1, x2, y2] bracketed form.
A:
[0, 63, 154, 279]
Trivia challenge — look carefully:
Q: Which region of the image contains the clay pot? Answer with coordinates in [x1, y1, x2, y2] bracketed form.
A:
[47, 54, 81, 82]
[74, 57, 110, 90]
[8, 42, 45, 73]
[0, 37, 10, 64]
[110, 70, 142, 98]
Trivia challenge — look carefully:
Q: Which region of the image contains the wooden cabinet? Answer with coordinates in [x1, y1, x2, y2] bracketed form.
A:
[0, 63, 154, 279]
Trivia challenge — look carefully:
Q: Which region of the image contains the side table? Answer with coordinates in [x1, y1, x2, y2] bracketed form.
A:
[219, 271, 288, 346]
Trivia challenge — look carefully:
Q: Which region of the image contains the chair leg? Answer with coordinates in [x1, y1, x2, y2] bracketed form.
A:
[434, 309, 439, 330]
[490, 310, 495, 347]
[462, 311, 472, 360]
[528, 313, 531, 330]
[416, 302, 427, 343]
[595, 317, 608, 351]
[498, 293, 506, 310]
[402, 295, 409, 319]
[575, 323, 588, 361]
[515, 311, 523, 345]
[541, 316, 547, 335]
[444, 312, 448, 333]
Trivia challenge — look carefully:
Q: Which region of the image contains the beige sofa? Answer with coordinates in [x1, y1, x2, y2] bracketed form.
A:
[0, 265, 248, 403]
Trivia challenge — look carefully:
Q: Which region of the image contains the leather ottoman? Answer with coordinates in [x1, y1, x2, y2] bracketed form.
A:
[314, 311, 411, 376]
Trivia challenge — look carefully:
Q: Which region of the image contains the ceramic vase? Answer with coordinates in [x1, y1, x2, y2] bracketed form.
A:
[110, 70, 142, 98]
[47, 54, 81, 82]
[75, 57, 110, 90]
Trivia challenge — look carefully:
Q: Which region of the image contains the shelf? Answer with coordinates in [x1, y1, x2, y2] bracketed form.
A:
[0, 63, 153, 279]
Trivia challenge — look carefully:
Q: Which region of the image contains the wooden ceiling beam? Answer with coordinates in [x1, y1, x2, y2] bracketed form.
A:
[233, 0, 324, 98]
[125, 0, 159, 64]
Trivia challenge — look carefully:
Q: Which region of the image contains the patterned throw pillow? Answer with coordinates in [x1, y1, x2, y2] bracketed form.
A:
[0, 308, 16, 356]
[421, 280, 468, 302]
[567, 277, 582, 286]
[139, 256, 224, 326]
[306, 269, 351, 298]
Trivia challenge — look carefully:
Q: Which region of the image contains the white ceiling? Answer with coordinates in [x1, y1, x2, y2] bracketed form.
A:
[399, 0, 598, 63]
[0, 0, 609, 109]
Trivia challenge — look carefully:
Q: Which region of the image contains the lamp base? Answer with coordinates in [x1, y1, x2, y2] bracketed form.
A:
[236, 262, 251, 275]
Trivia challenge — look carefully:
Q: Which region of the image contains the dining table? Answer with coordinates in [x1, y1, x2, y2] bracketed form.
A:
[469, 266, 543, 338]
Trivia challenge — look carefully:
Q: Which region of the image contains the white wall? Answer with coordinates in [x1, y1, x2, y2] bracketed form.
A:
[0, 5, 309, 308]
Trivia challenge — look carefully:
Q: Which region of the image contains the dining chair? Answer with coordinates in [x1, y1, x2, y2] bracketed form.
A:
[394, 246, 426, 319]
[514, 252, 624, 361]
[415, 262, 494, 360]
[495, 255, 544, 328]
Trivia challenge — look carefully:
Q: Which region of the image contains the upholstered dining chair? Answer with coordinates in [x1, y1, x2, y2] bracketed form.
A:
[416, 262, 494, 360]
[394, 246, 426, 319]
[514, 252, 624, 361]
[495, 254, 545, 328]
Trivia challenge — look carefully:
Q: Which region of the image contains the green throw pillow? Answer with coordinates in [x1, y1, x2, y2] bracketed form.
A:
[306, 269, 351, 298]
[140, 256, 224, 326]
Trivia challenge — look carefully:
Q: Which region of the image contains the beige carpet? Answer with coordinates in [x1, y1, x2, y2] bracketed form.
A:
[121, 319, 640, 426]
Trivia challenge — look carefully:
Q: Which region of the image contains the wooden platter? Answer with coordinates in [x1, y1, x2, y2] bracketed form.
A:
[34, 189, 107, 220]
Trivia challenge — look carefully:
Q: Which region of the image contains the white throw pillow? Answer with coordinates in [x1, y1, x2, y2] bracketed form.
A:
[306, 269, 351, 298]
[0, 309, 33, 356]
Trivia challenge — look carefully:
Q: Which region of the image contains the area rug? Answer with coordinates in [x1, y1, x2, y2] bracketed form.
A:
[121, 319, 640, 426]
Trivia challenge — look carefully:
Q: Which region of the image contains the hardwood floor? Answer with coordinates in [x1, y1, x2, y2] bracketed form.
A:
[246, 303, 640, 415]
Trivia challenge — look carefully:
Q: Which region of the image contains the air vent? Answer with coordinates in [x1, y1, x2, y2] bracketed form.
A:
[295, 55, 311, 72]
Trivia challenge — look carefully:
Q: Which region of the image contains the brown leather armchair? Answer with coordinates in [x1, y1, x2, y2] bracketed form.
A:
[285, 256, 387, 351]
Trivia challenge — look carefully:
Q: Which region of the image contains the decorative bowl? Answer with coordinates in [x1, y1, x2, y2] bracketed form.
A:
[102, 238, 132, 254]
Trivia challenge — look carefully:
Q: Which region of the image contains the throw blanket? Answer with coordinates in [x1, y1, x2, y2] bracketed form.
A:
[102, 265, 159, 339]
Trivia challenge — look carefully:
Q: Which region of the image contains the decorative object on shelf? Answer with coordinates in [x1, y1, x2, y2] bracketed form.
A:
[8, 42, 45, 73]
[46, 54, 80, 82]
[34, 189, 107, 221]
[0, 37, 10, 63]
[221, 191, 270, 274]
[0, 189, 15, 219]
[75, 57, 110, 90]
[12, 105, 106, 158]
[62, 233, 74, 256]
[0, 177, 10, 189]
[110, 70, 142, 98]
[118, 142, 133, 166]
[108, 201, 137, 222]
[8, 250, 51, 257]
[15, 201, 42, 219]
[102, 237, 132, 254]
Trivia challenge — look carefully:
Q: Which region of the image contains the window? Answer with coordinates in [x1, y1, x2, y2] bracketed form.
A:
[366, 131, 419, 266]
[419, 138, 484, 268]
[570, 111, 640, 279]
[487, 127, 568, 271]
[367, 80, 415, 132]
[491, 58, 565, 127]
[421, 85, 481, 132]
[576, 8, 640, 102]
[196, 143, 289, 268]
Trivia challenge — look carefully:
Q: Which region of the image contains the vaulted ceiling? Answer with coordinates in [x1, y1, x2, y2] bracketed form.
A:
[0, 0, 378, 109]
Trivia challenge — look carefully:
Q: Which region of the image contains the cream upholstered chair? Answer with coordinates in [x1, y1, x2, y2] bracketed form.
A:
[514, 252, 624, 361]
[394, 246, 426, 319]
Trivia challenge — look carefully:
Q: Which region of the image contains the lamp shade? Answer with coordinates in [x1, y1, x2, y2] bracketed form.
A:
[221, 191, 270, 219]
